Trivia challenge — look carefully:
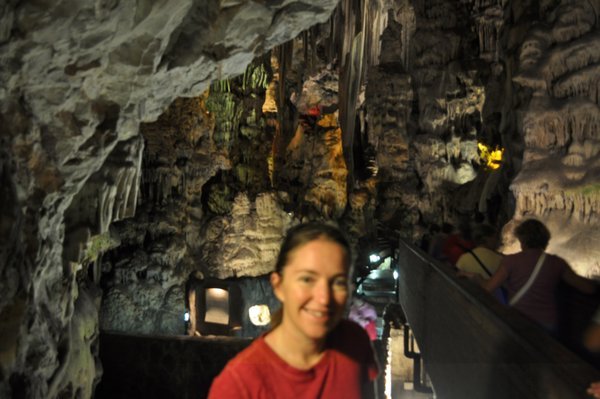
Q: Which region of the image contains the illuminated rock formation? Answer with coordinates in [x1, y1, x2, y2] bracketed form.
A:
[507, 0, 600, 275]
[0, 1, 339, 397]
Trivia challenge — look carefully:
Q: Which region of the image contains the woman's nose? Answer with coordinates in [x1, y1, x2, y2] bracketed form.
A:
[314, 281, 331, 304]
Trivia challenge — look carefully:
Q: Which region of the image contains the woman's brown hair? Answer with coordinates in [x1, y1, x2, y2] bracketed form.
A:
[514, 219, 551, 250]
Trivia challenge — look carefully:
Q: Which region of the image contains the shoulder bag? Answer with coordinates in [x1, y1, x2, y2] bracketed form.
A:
[509, 253, 547, 306]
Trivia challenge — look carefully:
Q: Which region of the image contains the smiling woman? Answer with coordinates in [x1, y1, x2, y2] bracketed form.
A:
[208, 222, 379, 399]
[269, 238, 350, 353]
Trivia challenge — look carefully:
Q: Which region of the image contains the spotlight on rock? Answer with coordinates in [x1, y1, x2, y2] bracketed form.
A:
[478, 142, 504, 170]
[249, 305, 271, 326]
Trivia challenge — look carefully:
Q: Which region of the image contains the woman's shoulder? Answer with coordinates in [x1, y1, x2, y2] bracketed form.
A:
[208, 340, 265, 399]
[502, 249, 542, 263]
[545, 252, 570, 268]
[210, 337, 273, 388]
[225, 335, 272, 367]
[499, 251, 520, 267]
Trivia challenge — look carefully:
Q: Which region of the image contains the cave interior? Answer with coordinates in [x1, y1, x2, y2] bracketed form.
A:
[1, 0, 600, 398]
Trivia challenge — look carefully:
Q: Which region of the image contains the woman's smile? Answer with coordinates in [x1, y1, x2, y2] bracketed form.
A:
[303, 308, 331, 321]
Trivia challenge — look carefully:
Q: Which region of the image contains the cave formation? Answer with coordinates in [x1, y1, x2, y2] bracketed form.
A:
[1, 0, 599, 398]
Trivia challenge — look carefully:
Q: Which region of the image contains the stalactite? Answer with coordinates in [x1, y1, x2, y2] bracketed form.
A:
[514, 188, 600, 224]
[301, 26, 320, 76]
[98, 183, 117, 234]
[340, 31, 363, 189]
[340, 0, 357, 70]
[310, 25, 319, 74]
[303, 30, 309, 71]
[131, 141, 143, 213]
[328, 7, 340, 64]
[275, 40, 294, 135]
[338, 0, 386, 189]
[552, 64, 600, 104]
[270, 40, 296, 187]
[544, 38, 600, 84]
[472, 3, 504, 61]
[113, 167, 134, 221]
[338, 0, 355, 187]
[523, 100, 600, 153]
[368, 2, 386, 67]
[396, 1, 416, 70]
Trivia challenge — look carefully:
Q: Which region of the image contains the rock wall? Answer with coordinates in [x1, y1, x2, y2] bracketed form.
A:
[366, 0, 488, 242]
[0, 1, 340, 398]
[506, 0, 600, 276]
[98, 27, 376, 334]
[366, 0, 599, 272]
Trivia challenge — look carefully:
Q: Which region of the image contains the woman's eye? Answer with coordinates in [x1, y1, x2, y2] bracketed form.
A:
[299, 276, 315, 284]
[333, 279, 348, 290]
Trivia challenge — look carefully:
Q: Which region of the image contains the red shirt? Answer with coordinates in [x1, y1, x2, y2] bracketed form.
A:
[208, 319, 378, 399]
[442, 234, 474, 265]
[502, 249, 568, 328]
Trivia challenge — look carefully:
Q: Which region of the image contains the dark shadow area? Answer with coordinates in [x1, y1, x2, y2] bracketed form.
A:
[557, 281, 600, 369]
[95, 332, 251, 399]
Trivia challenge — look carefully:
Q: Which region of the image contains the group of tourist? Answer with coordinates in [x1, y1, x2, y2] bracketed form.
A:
[427, 218, 596, 335]
[427, 217, 600, 396]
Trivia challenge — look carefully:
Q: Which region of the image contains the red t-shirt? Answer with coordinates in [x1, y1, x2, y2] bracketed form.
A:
[502, 249, 568, 328]
[208, 319, 378, 399]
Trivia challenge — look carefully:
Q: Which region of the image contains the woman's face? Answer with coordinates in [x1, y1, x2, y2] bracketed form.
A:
[271, 238, 350, 343]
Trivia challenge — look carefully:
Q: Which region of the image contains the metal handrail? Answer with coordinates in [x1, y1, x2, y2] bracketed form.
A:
[396, 238, 600, 399]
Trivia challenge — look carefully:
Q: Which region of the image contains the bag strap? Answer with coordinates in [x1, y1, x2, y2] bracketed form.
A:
[466, 248, 492, 277]
[509, 253, 547, 306]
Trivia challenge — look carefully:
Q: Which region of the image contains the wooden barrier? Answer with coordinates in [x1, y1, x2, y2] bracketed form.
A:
[396, 239, 600, 399]
[95, 332, 251, 399]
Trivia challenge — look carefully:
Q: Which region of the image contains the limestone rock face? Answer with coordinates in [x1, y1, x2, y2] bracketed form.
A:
[97, 14, 381, 335]
[366, 1, 486, 240]
[291, 68, 340, 114]
[506, 0, 600, 275]
[279, 116, 349, 220]
[371, 0, 600, 269]
[366, 67, 416, 225]
[272, 42, 351, 221]
[99, 85, 272, 333]
[99, 57, 292, 333]
[0, 1, 340, 397]
[201, 192, 293, 279]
